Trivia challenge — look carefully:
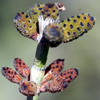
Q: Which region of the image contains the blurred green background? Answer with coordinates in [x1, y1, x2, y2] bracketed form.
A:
[0, 0, 100, 100]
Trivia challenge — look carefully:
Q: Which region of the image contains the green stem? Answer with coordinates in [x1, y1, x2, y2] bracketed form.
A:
[27, 96, 33, 100]
[35, 37, 49, 68]
[33, 95, 39, 100]
[27, 37, 49, 100]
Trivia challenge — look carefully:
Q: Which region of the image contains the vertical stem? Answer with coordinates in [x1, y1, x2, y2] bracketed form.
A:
[35, 37, 49, 68]
[27, 75, 33, 100]
[33, 95, 39, 100]
[27, 96, 33, 100]
[27, 37, 49, 100]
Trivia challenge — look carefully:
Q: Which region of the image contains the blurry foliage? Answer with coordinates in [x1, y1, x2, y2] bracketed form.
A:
[0, 0, 100, 100]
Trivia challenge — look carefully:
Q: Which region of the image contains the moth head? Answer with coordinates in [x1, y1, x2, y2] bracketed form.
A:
[43, 23, 63, 47]
[55, 2, 66, 11]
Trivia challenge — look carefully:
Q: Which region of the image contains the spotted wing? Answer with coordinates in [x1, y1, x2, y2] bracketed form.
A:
[40, 68, 79, 93]
[60, 13, 96, 43]
[1, 67, 22, 84]
[56, 68, 79, 84]
[13, 3, 62, 40]
[40, 78, 68, 93]
[41, 3, 60, 20]
[42, 59, 64, 83]
[13, 12, 38, 40]
[13, 58, 30, 78]
[13, 3, 45, 40]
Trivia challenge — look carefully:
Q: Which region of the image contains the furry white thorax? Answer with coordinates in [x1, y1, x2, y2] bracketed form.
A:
[37, 15, 60, 43]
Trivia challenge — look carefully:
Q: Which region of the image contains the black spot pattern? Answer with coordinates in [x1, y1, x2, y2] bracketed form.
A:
[80, 22, 84, 27]
[67, 18, 70, 22]
[25, 15, 28, 18]
[73, 19, 77, 23]
[74, 68, 79, 75]
[73, 32, 77, 35]
[77, 15, 80, 18]
[61, 81, 68, 89]
[69, 76, 73, 81]
[60, 73, 63, 76]
[63, 24, 66, 27]
[67, 31, 70, 35]
[8, 71, 10, 73]
[77, 27, 81, 31]
[53, 10, 55, 12]
[56, 65, 59, 68]
[83, 16, 86, 20]
[19, 62, 21, 65]
[87, 22, 91, 28]
[38, 8, 42, 10]
[70, 24, 73, 29]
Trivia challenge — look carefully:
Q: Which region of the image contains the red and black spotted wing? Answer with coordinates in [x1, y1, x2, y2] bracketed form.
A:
[40, 68, 79, 93]
[56, 68, 79, 84]
[13, 58, 30, 78]
[13, 2, 65, 40]
[42, 59, 64, 83]
[1, 67, 22, 84]
[1, 67, 37, 96]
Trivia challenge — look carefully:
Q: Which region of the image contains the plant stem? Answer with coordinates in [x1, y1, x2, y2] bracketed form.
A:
[27, 37, 49, 100]
[27, 96, 33, 100]
[33, 95, 39, 100]
[35, 37, 49, 68]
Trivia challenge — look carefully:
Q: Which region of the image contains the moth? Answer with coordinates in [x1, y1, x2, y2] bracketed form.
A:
[13, 2, 65, 41]
[1, 58, 37, 96]
[13, 2, 96, 47]
[40, 59, 78, 93]
[1, 58, 79, 95]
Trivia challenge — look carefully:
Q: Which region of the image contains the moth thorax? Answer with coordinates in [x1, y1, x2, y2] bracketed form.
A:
[43, 23, 63, 47]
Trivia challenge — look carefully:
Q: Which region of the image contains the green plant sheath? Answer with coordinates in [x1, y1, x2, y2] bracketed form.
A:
[27, 37, 49, 100]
